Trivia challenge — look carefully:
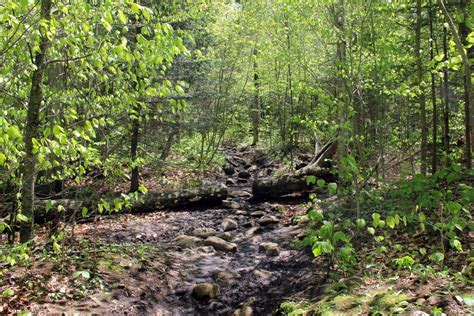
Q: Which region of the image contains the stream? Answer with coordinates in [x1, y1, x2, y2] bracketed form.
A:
[36, 147, 324, 315]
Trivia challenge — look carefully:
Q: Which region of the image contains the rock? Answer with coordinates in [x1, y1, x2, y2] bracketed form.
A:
[204, 236, 237, 252]
[222, 199, 241, 209]
[230, 190, 252, 198]
[192, 283, 219, 300]
[248, 165, 258, 172]
[234, 306, 253, 316]
[415, 298, 426, 305]
[242, 221, 254, 228]
[250, 211, 266, 217]
[259, 242, 279, 256]
[409, 312, 429, 316]
[427, 296, 439, 305]
[258, 215, 279, 226]
[223, 164, 235, 176]
[226, 178, 236, 185]
[192, 227, 218, 238]
[235, 210, 248, 216]
[245, 227, 261, 237]
[174, 235, 202, 248]
[253, 269, 272, 280]
[217, 270, 241, 281]
[222, 218, 238, 231]
[237, 178, 249, 184]
[238, 171, 251, 179]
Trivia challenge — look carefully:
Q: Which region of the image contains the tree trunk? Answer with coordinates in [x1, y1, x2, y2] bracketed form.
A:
[416, 0, 428, 174]
[429, 0, 438, 173]
[3, 185, 228, 224]
[252, 167, 336, 200]
[438, 0, 472, 168]
[251, 48, 260, 146]
[19, 0, 52, 243]
[130, 112, 140, 193]
[442, 26, 450, 154]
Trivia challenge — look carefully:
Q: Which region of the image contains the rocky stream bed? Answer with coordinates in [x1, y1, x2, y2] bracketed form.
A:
[29, 148, 324, 315]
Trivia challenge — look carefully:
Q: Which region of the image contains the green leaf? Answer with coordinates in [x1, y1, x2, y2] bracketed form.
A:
[2, 289, 14, 297]
[7, 126, 22, 139]
[316, 179, 325, 188]
[429, 252, 444, 263]
[367, 227, 375, 235]
[356, 218, 366, 228]
[73, 270, 91, 279]
[53, 124, 62, 137]
[333, 231, 349, 243]
[45, 200, 52, 213]
[0, 152, 5, 166]
[82, 207, 88, 218]
[328, 182, 337, 195]
[450, 239, 462, 252]
[16, 213, 29, 222]
[372, 212, 381, 228]
[118, 10, 127, 24]
[306, 175, 316, 186]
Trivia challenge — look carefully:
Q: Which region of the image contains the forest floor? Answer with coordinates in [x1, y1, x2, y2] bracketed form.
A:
[1, 146, 473, 315]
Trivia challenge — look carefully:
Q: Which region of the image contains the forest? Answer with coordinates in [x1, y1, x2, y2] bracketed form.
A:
[0, 0, 473, 314]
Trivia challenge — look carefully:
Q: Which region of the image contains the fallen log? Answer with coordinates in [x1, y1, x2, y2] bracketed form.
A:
[252, 141, 338, 200]
[252, 167, 336, 200]
[1, 184, 228, 224]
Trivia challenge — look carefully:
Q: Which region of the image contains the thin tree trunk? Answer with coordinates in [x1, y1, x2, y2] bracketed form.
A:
[20, 0, 52, 243]
[251, 48, 260, 146]
[438, 0, 472, 168]
[416, 0, 428, 174]
[442, 26, 450, 154]
[130, 112, 140, 193]
[429, 0, 438, 173]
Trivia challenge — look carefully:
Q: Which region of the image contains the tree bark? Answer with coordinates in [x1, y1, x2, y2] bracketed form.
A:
[438, 0, 472, 168]
[130, 112, 140, 193]
[252, 167, 336, 200]
[429, 0, 438, 173]
[19, 0, 52, 243]
[416, 0, 428, 174]
[3, 185, 228, 224]
[442, 26, 450, 154]
[251, 48, 260, 146]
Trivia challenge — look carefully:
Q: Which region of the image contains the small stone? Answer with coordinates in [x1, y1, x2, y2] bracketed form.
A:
[427, 296, 439, 305]
[222, 218, 238, 231]
[223, 165, 235, 175]
[192, 227, 218, 238]
[245, 227, 261, 237]
[204, 236, 237, 252]
[222, 199, 241, 209]
[174, 235, 202, 248]
[230, 190, 252, 198]
[238, 171, 251, 179]
[258, 215, 279, 226]
[242, 221, 254, 228]
[192, 283, 219, 300]
[250, 211, 266, 217]
[234, 306, 253, 316]
[248, 165, 258, 172]
[259, 242, 279, 256]
[235, 210, 248, 216]
[253, 269, 272, 280]
[226, 178, 236, 185]
[415, 298, 426, 305]
[409, 311, 429, 316]
[217, 270, 241, 281]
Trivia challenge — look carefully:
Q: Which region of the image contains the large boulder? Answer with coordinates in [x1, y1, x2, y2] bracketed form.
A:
[204, 236, 237, 252]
